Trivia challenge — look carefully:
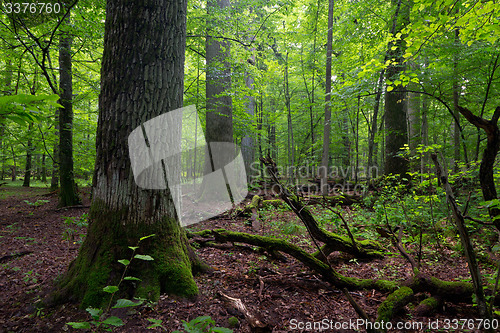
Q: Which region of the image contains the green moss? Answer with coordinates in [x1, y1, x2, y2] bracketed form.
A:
[52, 200, 198, 308]
[419, 296, 438, 308]
[377, 287, 414, 323]
[228, 316, 239, 328]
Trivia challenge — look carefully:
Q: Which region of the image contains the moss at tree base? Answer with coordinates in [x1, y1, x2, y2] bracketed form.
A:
[48, 199, 198, 309]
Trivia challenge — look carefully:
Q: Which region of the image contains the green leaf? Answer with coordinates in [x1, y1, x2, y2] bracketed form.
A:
[103, 286, 119, 293]
[134, 254, 154, 261]
[124, 276, 141, 281]
[147, 318, 163, 329]
[112, 298, 143, 308]
[128, 246, 139, 251]
[118, 259, 130, 266]
[86, 307, 102, 319]
[212, 328, 234, 333]
[387, 85, 394, 92]
[67, 322, 92, 329]
[139, 234, 155, 241]
[102, 316, 124, 326]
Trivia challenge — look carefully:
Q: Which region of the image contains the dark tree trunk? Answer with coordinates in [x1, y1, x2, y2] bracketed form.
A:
[41, 153, 47, 182]
[384, 0, 409, 176]
[457, 106, 500, 227]
[50, 108, 59, 190]
[52, 0, 198, 308]
[58, 13, 81, 207]
[23, 123, 33, 187]
[11, 145, 16, 181]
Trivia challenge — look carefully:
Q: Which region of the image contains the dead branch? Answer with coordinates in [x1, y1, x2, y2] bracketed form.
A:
[431, 153, 491, 320]
[219, 292, 270, 332]
[260, 156, 383, 259]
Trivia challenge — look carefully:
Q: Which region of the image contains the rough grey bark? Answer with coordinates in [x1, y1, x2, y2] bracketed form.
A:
[58, 13, 80, 206]
[320, 0, 334, 194]
[384, 0, 409, 176]
[205, 0, 233, 149]
[52, 0, 199, 308]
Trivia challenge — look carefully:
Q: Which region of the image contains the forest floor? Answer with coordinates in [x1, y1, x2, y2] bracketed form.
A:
[0, 185, 494, 332]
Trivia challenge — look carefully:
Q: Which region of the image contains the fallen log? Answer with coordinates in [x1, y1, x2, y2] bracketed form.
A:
[190, 228, 495, 311]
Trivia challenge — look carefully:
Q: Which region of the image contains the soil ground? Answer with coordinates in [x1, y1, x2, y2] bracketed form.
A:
[0, 186, 494, 332]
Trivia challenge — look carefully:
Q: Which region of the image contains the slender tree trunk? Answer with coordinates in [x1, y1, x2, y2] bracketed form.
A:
[367, 70, 385, 176]
[41, 153, 47, 182]
[320, 0, 334, 194]
[58, 12, 81, 206]
[452, 28, 461, 172]
[408, 63, 421, 173]
[11, 145, 16, 181]
[52, 0, 199, 308]
[23, 123, 33, 187]
[50, 108, 59, 190]
[284, 53, 295, 179]
[421, 92, 429, 180]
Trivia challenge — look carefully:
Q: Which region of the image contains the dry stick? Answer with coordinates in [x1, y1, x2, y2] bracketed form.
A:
[323, 203, 358, 253]
[431, 153, 491, 321]
[261, 157, 331, 265]
[342, 288, 383, 333]
[382, 201, 418, 272]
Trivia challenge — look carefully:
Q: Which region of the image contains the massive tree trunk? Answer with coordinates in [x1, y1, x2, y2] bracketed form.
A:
[384, 0, 409, 176]
[58, 13, 81, 207]
[320, 0, 334, 194]
[52, 0, 198, 308]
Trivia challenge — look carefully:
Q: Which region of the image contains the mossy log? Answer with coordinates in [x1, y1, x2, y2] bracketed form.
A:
[189, 229, 397, 292]
[414, 296, 442, 316]
[376, 287, 414, 323]
[190, 228, 494, 318]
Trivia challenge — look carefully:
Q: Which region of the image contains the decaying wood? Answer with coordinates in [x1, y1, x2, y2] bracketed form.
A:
[431, 153, 490, 320]
[260, 156, 383, 258]
[457, 105, 500, 225]
[219, 291, 270, 332]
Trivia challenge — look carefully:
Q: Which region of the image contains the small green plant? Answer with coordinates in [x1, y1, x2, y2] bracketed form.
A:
[24, 199, 49, 215]
[24, 199, 49, 207]
[147, 316, 232, 333]
[67, 234, 156, 331]
[62, 214, 89, 246]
